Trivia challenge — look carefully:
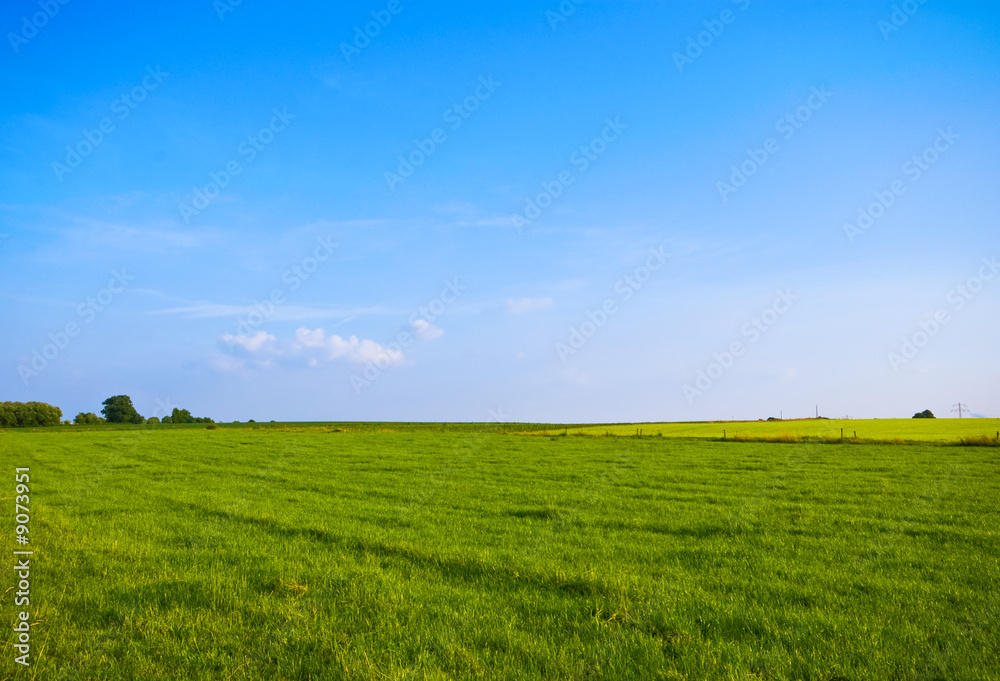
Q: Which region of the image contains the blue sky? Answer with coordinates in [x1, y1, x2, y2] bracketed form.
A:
[2, 0, 998, 423]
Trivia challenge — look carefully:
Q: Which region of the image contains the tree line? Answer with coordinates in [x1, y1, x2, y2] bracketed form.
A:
[74, 395, 214, 425]
[0, 396, 213, 428]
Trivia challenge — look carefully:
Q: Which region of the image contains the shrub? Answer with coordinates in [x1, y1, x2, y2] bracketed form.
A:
[74, 412, 107, 425]
[913, 410, 935, 418]
[167, 408, 214, 424]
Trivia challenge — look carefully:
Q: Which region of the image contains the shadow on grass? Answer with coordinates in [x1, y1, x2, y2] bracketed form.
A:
[168, 499, 615, 599]
[508, 506, 563, 520]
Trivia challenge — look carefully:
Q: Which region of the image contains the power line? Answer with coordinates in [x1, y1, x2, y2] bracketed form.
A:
[952, 402, 969, 418]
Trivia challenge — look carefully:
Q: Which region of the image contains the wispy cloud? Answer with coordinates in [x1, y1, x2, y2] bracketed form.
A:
[412, 318, 444, 339]
[59, 215, 204, 251]
[505, 296, 554, 315]
[149, 299, 394, 322]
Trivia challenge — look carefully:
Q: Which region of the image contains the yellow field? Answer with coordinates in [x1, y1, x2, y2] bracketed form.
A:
[532, 418, 1000, 443]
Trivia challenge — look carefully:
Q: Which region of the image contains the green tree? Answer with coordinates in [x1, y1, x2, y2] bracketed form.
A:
[74, 412, 106, 425]
[101, 395, 144, 424]
[912, 409, 936, 419]
[0, 403, 18, 428]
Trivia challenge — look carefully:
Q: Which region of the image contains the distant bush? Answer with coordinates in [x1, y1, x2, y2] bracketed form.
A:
[163, 408, 214, 424]
[913, 410, 935, 419]
[0, 401, 63, 428]
[146, 416, 161, 425]
[74, 412, 107, 425]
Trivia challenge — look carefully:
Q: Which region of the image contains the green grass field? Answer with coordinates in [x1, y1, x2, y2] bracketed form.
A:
[2, 424, 999, 679]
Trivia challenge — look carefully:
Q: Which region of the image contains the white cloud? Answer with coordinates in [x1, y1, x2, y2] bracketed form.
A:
[215, 327, 404, 370]
[222, 331, 277, 353]
[412, 318, 444, 340]
[292, 327, 404, 365]
[505, 297, 554, 315]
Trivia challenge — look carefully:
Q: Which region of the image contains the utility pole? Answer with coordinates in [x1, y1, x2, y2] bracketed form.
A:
[815, 405, 818, 419]
[952, 402, 968, 418]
